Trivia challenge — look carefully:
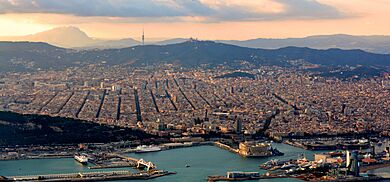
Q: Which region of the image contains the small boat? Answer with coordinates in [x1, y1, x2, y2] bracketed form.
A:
[185, 164, 190, 168]
[301, 163, 312, 168]
[281, 163, 296, 169]
[269, 165, 281, 171]
[74, 154, 88, 165]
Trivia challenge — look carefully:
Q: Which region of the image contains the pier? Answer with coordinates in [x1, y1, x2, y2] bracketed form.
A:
[361, 162, 390, 173]
[208, 174, 290, 182]
[113, 154, 156, 171]
[213, 142, 239, 153]
[5, 170, 176, 182]
[1, 153, 172, 182]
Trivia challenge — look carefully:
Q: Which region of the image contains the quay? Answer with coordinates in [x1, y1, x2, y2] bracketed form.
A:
[284, 140, 307, 150]
[361, 162, 390, 173]
[113, 153, 156, 171]
[0, 151, 173, 182]
[208, 174, 290, 182]
[2, 170, 176, 182]
[283, 138, 372, 151]
[208, 173, 388, 182]
[0, 155, 73, 161]
[121, 141, 214, 153]
[88, 163, 136, 169]
[112, 153, 139, 162]
[213, 142, 239, 153]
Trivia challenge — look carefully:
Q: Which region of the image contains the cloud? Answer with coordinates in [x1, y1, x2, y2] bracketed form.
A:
[278, 0, 344, 19]
[0, 0, 346, 22]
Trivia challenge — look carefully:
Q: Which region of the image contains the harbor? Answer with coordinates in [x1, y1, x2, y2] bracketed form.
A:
[209, 148, 390, 182]
[0, 143, 339, 182]
[1, 141, 390, 181]
[0, 150, 176, 182]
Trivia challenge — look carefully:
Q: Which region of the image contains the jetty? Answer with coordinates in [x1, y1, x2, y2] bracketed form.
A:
[3, 170, 176, 182]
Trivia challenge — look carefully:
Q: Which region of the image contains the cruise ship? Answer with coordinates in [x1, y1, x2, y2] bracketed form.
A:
[135, 145, 162, 153]
[74, 154, 88, 165]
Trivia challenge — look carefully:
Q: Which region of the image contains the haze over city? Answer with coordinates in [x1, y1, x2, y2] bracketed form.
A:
[0, 0, 390, 40]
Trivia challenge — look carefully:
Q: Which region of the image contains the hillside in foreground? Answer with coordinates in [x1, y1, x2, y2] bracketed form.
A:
[0, 111, 153, 146]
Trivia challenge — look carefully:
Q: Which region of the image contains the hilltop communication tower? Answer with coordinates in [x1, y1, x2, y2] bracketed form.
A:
[142, 28, 145, 45]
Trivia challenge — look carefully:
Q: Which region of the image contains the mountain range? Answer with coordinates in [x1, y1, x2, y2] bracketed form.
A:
[218, 35, 390, 54]
[1, 40, 390, 73]
[1, 27, 390, 54]
[0, 27, 140, 48]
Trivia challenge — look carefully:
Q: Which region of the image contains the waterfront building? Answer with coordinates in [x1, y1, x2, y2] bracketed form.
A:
[226, 171, 260, 179]
[238, 142, 272, 157]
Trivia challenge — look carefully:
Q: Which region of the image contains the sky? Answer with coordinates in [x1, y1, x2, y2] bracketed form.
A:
[0, 0, 390, 40]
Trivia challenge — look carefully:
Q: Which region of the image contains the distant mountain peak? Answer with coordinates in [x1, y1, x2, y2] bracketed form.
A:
[23, 26, 94, 48]
[41, 26, 88, 36]
[0, 26, 140, 49]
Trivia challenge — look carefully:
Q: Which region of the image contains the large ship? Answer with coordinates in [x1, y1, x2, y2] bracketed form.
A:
[135, 145, 162, 153]
[74, 154, 88, 165]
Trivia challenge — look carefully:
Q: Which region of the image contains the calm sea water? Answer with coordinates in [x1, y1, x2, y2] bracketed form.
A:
[0, 143, 330, 182]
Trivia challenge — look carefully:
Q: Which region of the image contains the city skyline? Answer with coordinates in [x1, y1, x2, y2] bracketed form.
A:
[1, 1, 390, 181]
[0, 0, 390, 40]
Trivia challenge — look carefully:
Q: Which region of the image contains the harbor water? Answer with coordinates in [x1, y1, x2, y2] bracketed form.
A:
[0, 143, 331, 182]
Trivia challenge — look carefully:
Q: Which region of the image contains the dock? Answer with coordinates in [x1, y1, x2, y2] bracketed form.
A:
[208, 175, 290, 182]
[4, 170, 176, 182]
[361, 162, 390, 173]
[213, 142, 239, 153]
[88, 163, 135, 169]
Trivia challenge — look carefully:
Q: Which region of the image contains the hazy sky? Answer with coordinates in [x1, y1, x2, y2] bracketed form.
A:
[0, 0, 390, 40]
